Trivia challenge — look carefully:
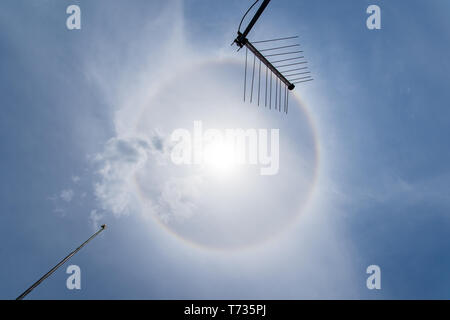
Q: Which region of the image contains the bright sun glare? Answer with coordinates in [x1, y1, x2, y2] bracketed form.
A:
[134, 61, 319, 248]
[203, 140, 239, 175]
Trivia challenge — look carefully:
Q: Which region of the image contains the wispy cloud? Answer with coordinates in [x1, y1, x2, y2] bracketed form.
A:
[72, 176, 81, 183]
[93, 136, 151, 217]
[89, 210, 104, 230]
[60, 189, 74, 202]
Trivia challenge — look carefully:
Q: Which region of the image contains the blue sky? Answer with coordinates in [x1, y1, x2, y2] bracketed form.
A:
[1, 0, 450, 299]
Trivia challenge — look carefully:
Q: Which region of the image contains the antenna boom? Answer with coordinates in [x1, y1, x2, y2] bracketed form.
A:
[16, 225, 106, 300]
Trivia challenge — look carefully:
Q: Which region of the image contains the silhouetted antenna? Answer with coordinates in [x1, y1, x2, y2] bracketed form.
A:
[258, 59, 261, 106]
[279, 78, 282, 112]
[244, 47, 248, 102]
[265, 66, 268, 107]
[16, 225, 107, 300]
[269, 71, 272, 109]
[253, 36, 299, 43]
[232, 0, 313, 114]
[265, 50, 303, 57]
[293, 78, 314, 84]
[260, 44, 300, 52]
[275, 77, 278, 110]
[250, 54, 256, 103]
[283, 67, 308, 73]
[285, 71, 311, 77]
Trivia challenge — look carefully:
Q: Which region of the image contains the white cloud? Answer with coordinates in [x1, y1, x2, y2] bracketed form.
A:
[89, 210, 104, 230]
[60, 189, 74, 202]
[93, 136, 151, 217]
[156, 175, 203, 224]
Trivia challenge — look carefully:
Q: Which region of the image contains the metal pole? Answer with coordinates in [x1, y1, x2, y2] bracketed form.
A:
[240, 0, 271, 41]
[16, 224, 107, 300]
[234, 0, 271, 47]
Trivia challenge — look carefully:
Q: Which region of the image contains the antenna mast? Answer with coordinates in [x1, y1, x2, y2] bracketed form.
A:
[16, 224, 107, 300]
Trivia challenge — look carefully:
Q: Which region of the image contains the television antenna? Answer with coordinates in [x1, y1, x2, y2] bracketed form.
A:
[232, 0, 313, 114]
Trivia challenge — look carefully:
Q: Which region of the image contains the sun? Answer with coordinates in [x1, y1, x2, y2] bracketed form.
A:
[202, 139, 239, 175]
[134, 60, 319, 249]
